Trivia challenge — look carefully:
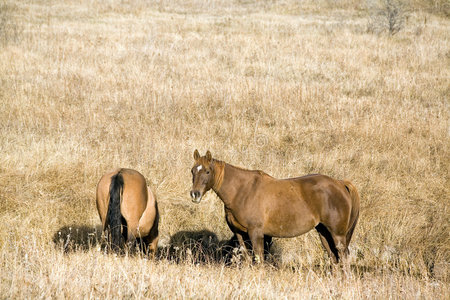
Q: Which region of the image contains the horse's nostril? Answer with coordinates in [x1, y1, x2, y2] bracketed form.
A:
[190, 190, 201, 199]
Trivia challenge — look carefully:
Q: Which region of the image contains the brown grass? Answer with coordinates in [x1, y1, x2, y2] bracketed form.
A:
[0, 0, 449, 298]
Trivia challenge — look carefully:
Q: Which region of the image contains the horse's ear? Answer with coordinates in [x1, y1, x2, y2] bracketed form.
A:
[193, 149, 200, 160]
[206, 150, 212, 162]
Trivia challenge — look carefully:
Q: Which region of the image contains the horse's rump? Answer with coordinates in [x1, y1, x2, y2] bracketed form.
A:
[96, 168, 159, 252]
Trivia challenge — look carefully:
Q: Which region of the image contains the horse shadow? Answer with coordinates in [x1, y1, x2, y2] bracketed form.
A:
[52, 226, 277, 265]
[53, 227, 421, 278]
[52, 224, 158, 255]
[157, 230, 221, 263]
[157, 230, 278, 265]
[52, 225, 104, 253]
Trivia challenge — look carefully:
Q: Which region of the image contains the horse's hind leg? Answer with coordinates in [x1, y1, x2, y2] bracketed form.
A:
[319, 235, 336, 263]
[330, 233, 349, 264]
[336, 235, 349, 258]
[315, 223, 338, 263]
[146, 235, 159, 259]
[141, 226, 159, 258]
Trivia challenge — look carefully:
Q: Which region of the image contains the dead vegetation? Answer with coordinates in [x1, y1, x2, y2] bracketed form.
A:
[0, 0, 448, 298]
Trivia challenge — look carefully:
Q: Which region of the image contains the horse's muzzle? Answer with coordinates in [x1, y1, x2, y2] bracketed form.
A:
[190, 190, 202, 203]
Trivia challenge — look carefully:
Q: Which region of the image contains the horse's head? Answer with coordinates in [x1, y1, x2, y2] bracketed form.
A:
[190, 149, 216, 203]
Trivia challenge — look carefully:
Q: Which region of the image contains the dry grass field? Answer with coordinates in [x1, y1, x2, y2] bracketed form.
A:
[0, 0, 449, 298]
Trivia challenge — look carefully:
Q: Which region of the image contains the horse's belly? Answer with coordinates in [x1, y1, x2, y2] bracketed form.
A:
[263, 202, 318, 238]
[265, 217, 316, 238]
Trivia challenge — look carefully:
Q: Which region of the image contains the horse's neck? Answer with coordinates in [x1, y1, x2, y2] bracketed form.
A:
[214, 163, 256, 208]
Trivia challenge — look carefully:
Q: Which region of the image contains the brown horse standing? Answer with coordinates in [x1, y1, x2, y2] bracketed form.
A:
[190, 150, 360, 263]
[96, 168, 159, 255]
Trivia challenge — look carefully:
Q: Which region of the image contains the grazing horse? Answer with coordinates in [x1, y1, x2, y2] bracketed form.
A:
[190, 150, 360, 264]
[96, 168, 159, 255]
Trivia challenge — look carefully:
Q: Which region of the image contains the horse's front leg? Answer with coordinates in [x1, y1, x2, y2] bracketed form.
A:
[235, 232, 251, 262]
[248, 228, 264, 264]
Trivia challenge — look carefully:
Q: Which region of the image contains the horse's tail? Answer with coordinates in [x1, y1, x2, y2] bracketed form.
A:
[107, 170, 124, 250]
[342, 180, 360, 247]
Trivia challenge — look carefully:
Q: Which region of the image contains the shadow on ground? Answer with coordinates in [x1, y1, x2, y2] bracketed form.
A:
[52, 226, 277, 265]
[52, 225, 104, 253]
[52, 226, 390, 276]
[157, 230, 277, 265]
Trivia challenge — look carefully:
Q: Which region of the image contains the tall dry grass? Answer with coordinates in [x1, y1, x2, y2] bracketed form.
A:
[0, 0, 448, 298]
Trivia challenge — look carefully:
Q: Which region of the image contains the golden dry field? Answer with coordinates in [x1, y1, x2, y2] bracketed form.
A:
[0, 0, 449, 298]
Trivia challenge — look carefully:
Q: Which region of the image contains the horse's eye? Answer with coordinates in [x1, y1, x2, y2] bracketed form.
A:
[191, 169, 194, 175]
